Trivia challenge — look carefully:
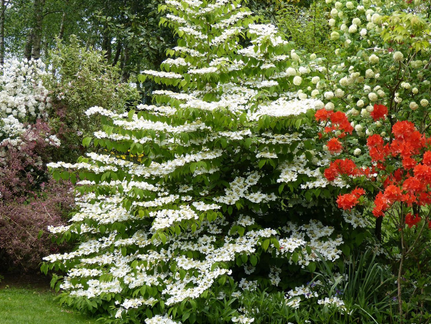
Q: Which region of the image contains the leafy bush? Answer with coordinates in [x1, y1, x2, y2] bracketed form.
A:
[45, 35, 140, 162]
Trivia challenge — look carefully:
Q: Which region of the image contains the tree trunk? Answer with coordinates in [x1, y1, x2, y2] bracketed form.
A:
[24, 33, 33, 60]
[102, 26, 112, 62]
[0, 0, 6, 66]
[121, 44, 130, 81]
[58, 11, 66, 40]
[31, 0, 45, 59]
[113, 40, 122, 66]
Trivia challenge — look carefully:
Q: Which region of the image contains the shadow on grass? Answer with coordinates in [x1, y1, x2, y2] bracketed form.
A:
[0, 273, 98, 324]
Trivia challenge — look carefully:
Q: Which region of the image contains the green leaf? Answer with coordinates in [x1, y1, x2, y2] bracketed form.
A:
[128, 110, 135, 120]
[342, 245, 351, 257]
[262, 239, 270, 251]
[159, 232, 167, 244]
[82, 137, 92, 147]
[308, 262, 316, 273]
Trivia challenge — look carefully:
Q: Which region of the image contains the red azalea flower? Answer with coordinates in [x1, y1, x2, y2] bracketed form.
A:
[405, 213, 421, 228]
[383, 176, 393, 188]
[367, 134, 384, 147]
[402, 193, 417, 206]
[373, 191, 389, 217]
[394, 169, 404, 182]
[337, 193, 359, 210]
[325, 126, 336, 133]
[418, 192, 431, 205]
[403, 176, 425, 194]
[392, 121, 416, 140]
[384, 185, 402, 203]
[351, 187, 366, 198]
[370, 104, 388, 121]
[330, 111, 348, 124]
[327, 138, 343, 154]
[315, 108, 332, 122]
[324, 166, 339, 181]
[423, 151, 431, 166]
[402, 156, 417, 170]
[334, 159, 358, 176]
[413, 164, 431, 185]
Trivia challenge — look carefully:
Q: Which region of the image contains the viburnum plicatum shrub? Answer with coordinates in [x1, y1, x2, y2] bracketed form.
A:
[43, 1, 367, 323]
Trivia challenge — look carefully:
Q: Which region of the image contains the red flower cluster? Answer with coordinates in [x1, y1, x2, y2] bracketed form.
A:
[370, 104, 388, 121]
[367, 134, 390, 162]
[373, 191, 390, 217]
[405, 213, 421, 228]
[392, 127, 424, 163]
[315, 109, 353, 154]
[327, 138, 343, 153]
[337, 187, 366, 210]
[317, 108, 431, 228]
[324, 159, 359, 181]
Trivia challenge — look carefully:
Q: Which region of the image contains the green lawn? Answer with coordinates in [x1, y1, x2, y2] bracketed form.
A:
[0, 287, 98, 324]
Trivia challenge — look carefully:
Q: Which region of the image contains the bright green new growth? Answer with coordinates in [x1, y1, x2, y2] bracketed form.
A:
[44, 0, 349, 323]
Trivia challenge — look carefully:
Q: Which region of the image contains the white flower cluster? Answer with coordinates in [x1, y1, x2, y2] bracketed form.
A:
[144, 314, 181, 324]
[342, 210, 369, 228]
[248, 24, 288, 47]
[150, 206, 199, 231]
[317, 296, 347, 312]
[213, 11, 252, 29]
[286, 284, 318, 300]
[250, 97, 323, 119]
[277, 220, 343, 267]
[142, 70, 183, 79]
[0, 59, 51, 144]
[214, 172, 276, 205]
[232, 315, 255, 323]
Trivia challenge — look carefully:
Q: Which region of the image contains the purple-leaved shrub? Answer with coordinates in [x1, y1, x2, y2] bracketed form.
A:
[0, 179, 74, 273]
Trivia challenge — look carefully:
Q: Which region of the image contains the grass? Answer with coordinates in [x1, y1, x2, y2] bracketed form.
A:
[0, 275, 98, 324]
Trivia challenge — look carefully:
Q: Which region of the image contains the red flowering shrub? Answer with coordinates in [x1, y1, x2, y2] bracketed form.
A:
[322, 118, 431, 226]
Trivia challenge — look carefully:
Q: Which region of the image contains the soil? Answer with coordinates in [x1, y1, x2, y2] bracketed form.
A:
[0, 272, 52, 291]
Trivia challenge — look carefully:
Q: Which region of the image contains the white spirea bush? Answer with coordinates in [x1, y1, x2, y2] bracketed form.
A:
[44, 0, 355, 323]
[0, 59, 52, 144]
